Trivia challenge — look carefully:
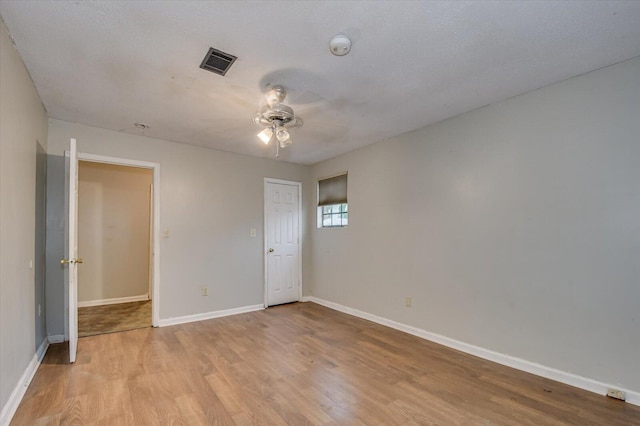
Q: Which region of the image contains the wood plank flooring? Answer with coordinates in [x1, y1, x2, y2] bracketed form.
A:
[78, 300, 151, 337]
[12, 302, 640, 425]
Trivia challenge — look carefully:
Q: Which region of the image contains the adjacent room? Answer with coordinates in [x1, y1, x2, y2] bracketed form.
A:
[1, 1, 639, 424]
[77, 161, 153, 337]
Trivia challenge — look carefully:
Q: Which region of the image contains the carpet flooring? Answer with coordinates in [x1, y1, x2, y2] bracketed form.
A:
[78, 300, 151, 337]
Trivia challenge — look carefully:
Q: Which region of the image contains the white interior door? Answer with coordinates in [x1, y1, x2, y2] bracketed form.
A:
[265, 180, 301, 306]
[63, 138, 79, 363]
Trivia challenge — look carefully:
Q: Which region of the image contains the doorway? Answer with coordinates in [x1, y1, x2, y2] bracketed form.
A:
[76, 161, 153, 336]
[264, 178, 302, 307]
[64, 143, 160, 362]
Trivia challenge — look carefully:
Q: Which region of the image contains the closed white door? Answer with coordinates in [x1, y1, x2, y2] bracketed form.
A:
[265, 180, 301, 306]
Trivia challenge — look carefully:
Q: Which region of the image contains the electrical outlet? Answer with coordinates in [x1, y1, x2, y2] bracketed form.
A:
[202, 287, 208, 296]
[606, 388, 626, 401]
[405, 297, 412, 307]
[250, 228, 257, 238]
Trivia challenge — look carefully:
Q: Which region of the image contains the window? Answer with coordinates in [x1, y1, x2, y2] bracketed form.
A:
[320, 203, 348, 227]
[318, 173, 347, 228]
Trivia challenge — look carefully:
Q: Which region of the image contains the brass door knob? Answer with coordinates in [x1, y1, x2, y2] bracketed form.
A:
[60, 258, 84, 265]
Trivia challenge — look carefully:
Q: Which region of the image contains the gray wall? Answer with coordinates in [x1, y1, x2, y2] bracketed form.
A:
[44, 155, 66, 339]
[34, 142, 47, 347]
[45, 119, 313, 333]
[310, 57, 640, 394]
[0, 17, 48, 415]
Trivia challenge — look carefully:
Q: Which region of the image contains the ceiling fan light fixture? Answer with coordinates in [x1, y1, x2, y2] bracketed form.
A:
[275, 126, 290, 142]
[254, 85, 302, 156]
[279, 138, 292, 148]
[257, 127, 273, 144]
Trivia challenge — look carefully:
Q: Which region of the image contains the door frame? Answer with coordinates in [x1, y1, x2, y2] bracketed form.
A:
[263, 178, 302, 308]
[76, 152, 161, 327]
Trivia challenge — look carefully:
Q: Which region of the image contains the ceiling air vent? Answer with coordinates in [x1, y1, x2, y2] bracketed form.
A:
[199, 47, 237, 76]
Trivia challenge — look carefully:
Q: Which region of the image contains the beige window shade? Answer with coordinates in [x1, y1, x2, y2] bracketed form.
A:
[318, 173, 347, 206]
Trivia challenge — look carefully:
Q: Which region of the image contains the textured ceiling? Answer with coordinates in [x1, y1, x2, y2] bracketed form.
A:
[2, 1, 640, 164]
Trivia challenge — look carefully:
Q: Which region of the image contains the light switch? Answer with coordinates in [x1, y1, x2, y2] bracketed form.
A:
[250, 228, 257, 238]
[162, 229, 169, 238]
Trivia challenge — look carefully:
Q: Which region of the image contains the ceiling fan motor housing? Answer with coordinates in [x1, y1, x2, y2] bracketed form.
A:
[259, 104, 296, 124]
[254, 92, 303, 128]
[265, 86, 287, 107]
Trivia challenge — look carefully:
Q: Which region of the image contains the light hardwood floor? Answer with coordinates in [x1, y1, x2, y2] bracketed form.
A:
[11, 302, 640, 425]
[78, 300, 151, 337]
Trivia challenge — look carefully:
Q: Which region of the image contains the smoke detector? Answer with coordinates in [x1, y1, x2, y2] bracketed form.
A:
[329, 34, 351, 56]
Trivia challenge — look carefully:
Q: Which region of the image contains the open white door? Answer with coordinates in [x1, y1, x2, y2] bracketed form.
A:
[62, 138, 80, 363]
[264, 179, 302, 307]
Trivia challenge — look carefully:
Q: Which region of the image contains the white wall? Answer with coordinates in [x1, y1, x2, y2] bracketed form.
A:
[46, 119, 312, 330]
[0, 17, 48, 417]
[310, 57, 640, 395]
[78, 162, 152, 303]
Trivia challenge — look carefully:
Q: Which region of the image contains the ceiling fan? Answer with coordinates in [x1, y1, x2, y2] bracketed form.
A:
[253, 86, 303, 157]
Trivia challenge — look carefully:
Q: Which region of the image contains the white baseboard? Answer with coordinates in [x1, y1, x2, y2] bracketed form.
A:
[304, 296, 640, 407]
[47, 334, 64, 344]
[78, 294, 149, 308]
[0, 337, 50, 426]
[34, 338, 49, 367]
[158, 304, 264, 327]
